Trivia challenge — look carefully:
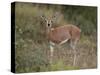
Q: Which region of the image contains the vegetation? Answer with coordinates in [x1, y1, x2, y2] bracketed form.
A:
[15, 2, 97, 73]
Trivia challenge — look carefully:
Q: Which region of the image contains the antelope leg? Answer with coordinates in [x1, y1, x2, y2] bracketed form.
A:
[50, 44, 54, 64]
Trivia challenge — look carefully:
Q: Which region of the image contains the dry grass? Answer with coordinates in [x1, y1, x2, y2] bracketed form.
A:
[14, 2, 97, 73]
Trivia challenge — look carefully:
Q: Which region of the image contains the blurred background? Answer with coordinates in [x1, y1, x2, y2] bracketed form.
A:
[14, 2, 97, 73]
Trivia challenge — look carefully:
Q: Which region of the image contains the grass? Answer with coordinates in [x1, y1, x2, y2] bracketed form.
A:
[14, 2, 97, 73]
[49, 60, 79, 71]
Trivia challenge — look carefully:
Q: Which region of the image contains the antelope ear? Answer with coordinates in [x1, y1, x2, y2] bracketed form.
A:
[52, 15, 57, 20]
[41, 15, 47, 21]
[52, 12, 59, 22]
[41, 15, 45, 19]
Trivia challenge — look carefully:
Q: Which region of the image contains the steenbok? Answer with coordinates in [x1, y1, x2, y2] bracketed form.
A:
[41, 15, 81, 66]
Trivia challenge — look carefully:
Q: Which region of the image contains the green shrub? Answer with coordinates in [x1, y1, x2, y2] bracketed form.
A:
[15, 2, 97, 72]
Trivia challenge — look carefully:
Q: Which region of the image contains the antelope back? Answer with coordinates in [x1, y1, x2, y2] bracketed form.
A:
[48, 25, 81, 44]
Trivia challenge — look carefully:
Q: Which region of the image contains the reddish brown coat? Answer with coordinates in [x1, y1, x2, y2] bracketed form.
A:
[48, 25, 81, 44]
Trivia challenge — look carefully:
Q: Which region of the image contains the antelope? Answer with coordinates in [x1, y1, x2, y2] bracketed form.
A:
[41, 15, 81, 66]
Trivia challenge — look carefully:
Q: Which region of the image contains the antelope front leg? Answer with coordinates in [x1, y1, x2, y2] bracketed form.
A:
[50, 45, 54, 64]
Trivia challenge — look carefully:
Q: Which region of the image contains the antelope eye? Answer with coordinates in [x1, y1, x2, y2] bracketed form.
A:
[51, 20, 53, 23]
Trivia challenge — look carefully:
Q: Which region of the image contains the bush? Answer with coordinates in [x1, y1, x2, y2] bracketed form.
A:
[15, 2, 97, 72]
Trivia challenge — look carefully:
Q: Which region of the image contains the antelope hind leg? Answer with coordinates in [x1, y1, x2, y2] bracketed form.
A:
[70, 40, 78, 66]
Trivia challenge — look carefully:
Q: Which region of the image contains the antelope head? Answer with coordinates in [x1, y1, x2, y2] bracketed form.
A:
[41, 14, 58, 33]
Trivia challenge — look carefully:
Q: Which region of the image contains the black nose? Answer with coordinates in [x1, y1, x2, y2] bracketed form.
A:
[48, 24, 50, 26]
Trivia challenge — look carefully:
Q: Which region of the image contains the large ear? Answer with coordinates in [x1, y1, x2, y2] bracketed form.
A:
[51, 12, 59, 22]
[41, 15, 47, 21]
